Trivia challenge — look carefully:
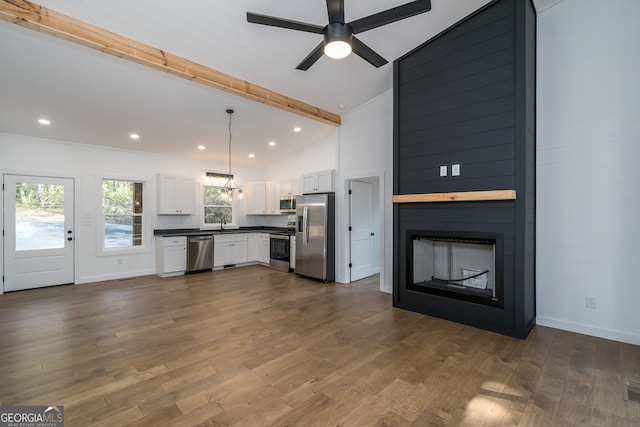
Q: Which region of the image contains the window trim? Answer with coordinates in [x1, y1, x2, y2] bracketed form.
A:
[97, 176, 150, 256]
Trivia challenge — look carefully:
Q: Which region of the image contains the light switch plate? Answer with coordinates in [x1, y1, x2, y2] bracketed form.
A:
[439, 165, 447, 177]
[452, 164, 460, 176]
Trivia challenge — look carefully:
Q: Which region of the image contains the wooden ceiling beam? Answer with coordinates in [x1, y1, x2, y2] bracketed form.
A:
[0, 0, 342, 127]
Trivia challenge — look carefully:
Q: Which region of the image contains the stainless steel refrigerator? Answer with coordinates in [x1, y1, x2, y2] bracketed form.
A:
[295, 193, 335, 282]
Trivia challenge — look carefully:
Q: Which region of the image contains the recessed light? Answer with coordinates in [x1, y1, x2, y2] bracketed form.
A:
[269, 141, 276, 146]
[338, 103, 346, 110]
[38, 118, 51, 125]
[248, 153, 255, 158]
[130, 133, 140, 140]
[294, 127, 301, 132]
[197, 145, 206, 150]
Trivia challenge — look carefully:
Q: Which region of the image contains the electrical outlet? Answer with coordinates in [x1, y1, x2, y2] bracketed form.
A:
[452, 164, 460, 176]
[586, 296, 598, 309]
[439, 165, 447, 177]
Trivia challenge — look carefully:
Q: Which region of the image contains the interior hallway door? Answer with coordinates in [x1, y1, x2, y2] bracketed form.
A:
[349, 180, 374, 281]
[3, 174, 74, 292]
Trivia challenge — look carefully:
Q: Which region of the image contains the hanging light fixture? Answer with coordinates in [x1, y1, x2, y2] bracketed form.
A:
[221, 108, 243, 199]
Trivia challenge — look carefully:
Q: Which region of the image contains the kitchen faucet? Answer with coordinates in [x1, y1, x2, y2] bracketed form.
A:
[219, 216, 226, 231]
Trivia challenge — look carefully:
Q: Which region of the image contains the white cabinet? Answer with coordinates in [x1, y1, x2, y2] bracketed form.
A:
[290, 236, 296, 270]
[155, 236, 186, 277]
[280, 179, 300, 197]
[258, 233, 270, 264]
[301, 170, 335, 194]
[265, 181, 280, 214]
[247, 233, 258, 262]
[246, 181, 281, 215]
[247, 233, 270, 263]
[245, 181, 267, 214]
[214, 234, 248, 267]
[157, 174, 196, 215]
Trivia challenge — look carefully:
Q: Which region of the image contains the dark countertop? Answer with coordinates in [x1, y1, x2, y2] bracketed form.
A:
[154, 226, 294, 237]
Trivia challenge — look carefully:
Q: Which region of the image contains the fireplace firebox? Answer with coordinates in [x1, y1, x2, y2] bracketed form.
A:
[407, 231, 504, 309]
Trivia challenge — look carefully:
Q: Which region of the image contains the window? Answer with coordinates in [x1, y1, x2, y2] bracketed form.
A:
[203, 185, 233, 225]
[102, 179, 144, 249]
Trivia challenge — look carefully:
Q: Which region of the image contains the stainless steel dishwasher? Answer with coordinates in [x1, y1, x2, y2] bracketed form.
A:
[187, 235, 214, 272]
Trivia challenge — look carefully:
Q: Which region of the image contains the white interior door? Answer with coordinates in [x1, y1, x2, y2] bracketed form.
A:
[3, 175, 74, 292]
[349, 180, 374, 282]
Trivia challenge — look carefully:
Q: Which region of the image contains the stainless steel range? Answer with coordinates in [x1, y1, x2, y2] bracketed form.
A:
[269, 234, 290, 272]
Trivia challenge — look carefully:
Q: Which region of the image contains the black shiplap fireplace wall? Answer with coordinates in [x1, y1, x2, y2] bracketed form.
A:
[392, 0, 536, 339]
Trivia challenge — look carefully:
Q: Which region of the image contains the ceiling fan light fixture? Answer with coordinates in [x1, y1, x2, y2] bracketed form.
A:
[323, 23, 352, 59]
[324, 40, 351, 59]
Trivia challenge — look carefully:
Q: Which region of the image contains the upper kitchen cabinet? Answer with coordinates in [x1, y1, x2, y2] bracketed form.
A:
[280, 178, 300, 197]
[301, 170, 335, 194]
[245, 181, 267, 214]
[245, 181, 280, 215]
[156, 174, 196, 215]
[265, 181, 280, 214]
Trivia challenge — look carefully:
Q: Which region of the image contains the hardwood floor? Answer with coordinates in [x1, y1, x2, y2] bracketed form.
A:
[1, 266, 639, 426]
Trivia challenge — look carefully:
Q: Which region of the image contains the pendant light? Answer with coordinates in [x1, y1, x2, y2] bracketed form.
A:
[221, 108, 243, 199]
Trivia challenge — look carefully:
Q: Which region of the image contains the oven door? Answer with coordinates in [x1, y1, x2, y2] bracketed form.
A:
[269, 234, 290, 272]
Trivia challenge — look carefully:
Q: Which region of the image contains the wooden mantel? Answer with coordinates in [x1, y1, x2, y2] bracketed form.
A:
[392, 190, 516, 203]
[0, 0, 341, 127]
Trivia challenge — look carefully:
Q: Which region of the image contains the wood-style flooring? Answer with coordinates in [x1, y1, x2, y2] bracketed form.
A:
[1, 266, 639, 426]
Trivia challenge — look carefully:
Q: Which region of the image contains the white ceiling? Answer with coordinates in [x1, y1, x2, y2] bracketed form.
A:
[0, 0, 561, 166]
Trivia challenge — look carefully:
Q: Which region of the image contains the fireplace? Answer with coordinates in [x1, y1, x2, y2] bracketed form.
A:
[392, 0, 536, 338]
[407, 231, 504, 309]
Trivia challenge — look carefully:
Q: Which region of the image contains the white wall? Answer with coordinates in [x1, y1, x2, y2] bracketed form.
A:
[336, 91, 393, 291]
[264, 132, 338, 180]
[536, 0, 640, 345]
[0, 133, 264, 286]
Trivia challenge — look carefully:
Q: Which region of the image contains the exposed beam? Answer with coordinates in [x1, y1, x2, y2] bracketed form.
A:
[392, 190, 516, 203]
[0, 0, 341, 127]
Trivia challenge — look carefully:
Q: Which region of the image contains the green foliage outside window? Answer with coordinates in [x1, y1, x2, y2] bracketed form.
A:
[102, 179, 143, 248]
[204, 186, 233, 224]
[15, 183, 64, 215]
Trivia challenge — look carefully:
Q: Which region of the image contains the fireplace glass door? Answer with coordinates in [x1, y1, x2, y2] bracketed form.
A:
[407, 232, 503, 308]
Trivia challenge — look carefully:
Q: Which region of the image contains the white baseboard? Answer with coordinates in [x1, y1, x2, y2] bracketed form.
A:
[76, 269, 156, 285]
[537, 316, 640, 346]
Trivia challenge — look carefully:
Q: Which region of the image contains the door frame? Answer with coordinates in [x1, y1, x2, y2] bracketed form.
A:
[1, 169, 78, 295]
[342, 170, 385, 288]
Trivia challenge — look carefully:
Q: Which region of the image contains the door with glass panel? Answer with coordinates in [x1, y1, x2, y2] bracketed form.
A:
[3, 175, 74, 292]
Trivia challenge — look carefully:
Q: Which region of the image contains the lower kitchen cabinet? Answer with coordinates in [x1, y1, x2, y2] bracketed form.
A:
[214, 234, 248, 267]
[155, 236, 186, 277]
[247, 233, 270, 264]
[258, 233, 270, 264]
[290, 235, 296, 270]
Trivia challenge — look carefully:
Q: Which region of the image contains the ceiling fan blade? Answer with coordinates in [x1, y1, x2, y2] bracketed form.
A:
[296, 42, 325, 70]
[349, 0, 431, 34]
[247, 12, 324, 34]
[326, 0, 345, 23]
[351, 36, 388, 68]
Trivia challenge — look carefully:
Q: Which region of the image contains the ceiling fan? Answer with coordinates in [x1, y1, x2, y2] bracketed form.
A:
[247, 0, 432, 70]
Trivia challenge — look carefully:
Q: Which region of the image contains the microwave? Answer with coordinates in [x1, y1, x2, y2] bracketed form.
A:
[279, 196, 296, 213]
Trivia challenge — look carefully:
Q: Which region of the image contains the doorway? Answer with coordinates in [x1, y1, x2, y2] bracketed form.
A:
[3, 174, 75, 292]
[348, 177, 380, 282]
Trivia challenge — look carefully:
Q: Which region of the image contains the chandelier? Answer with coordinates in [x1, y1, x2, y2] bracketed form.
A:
[221, 108, 242, 199]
